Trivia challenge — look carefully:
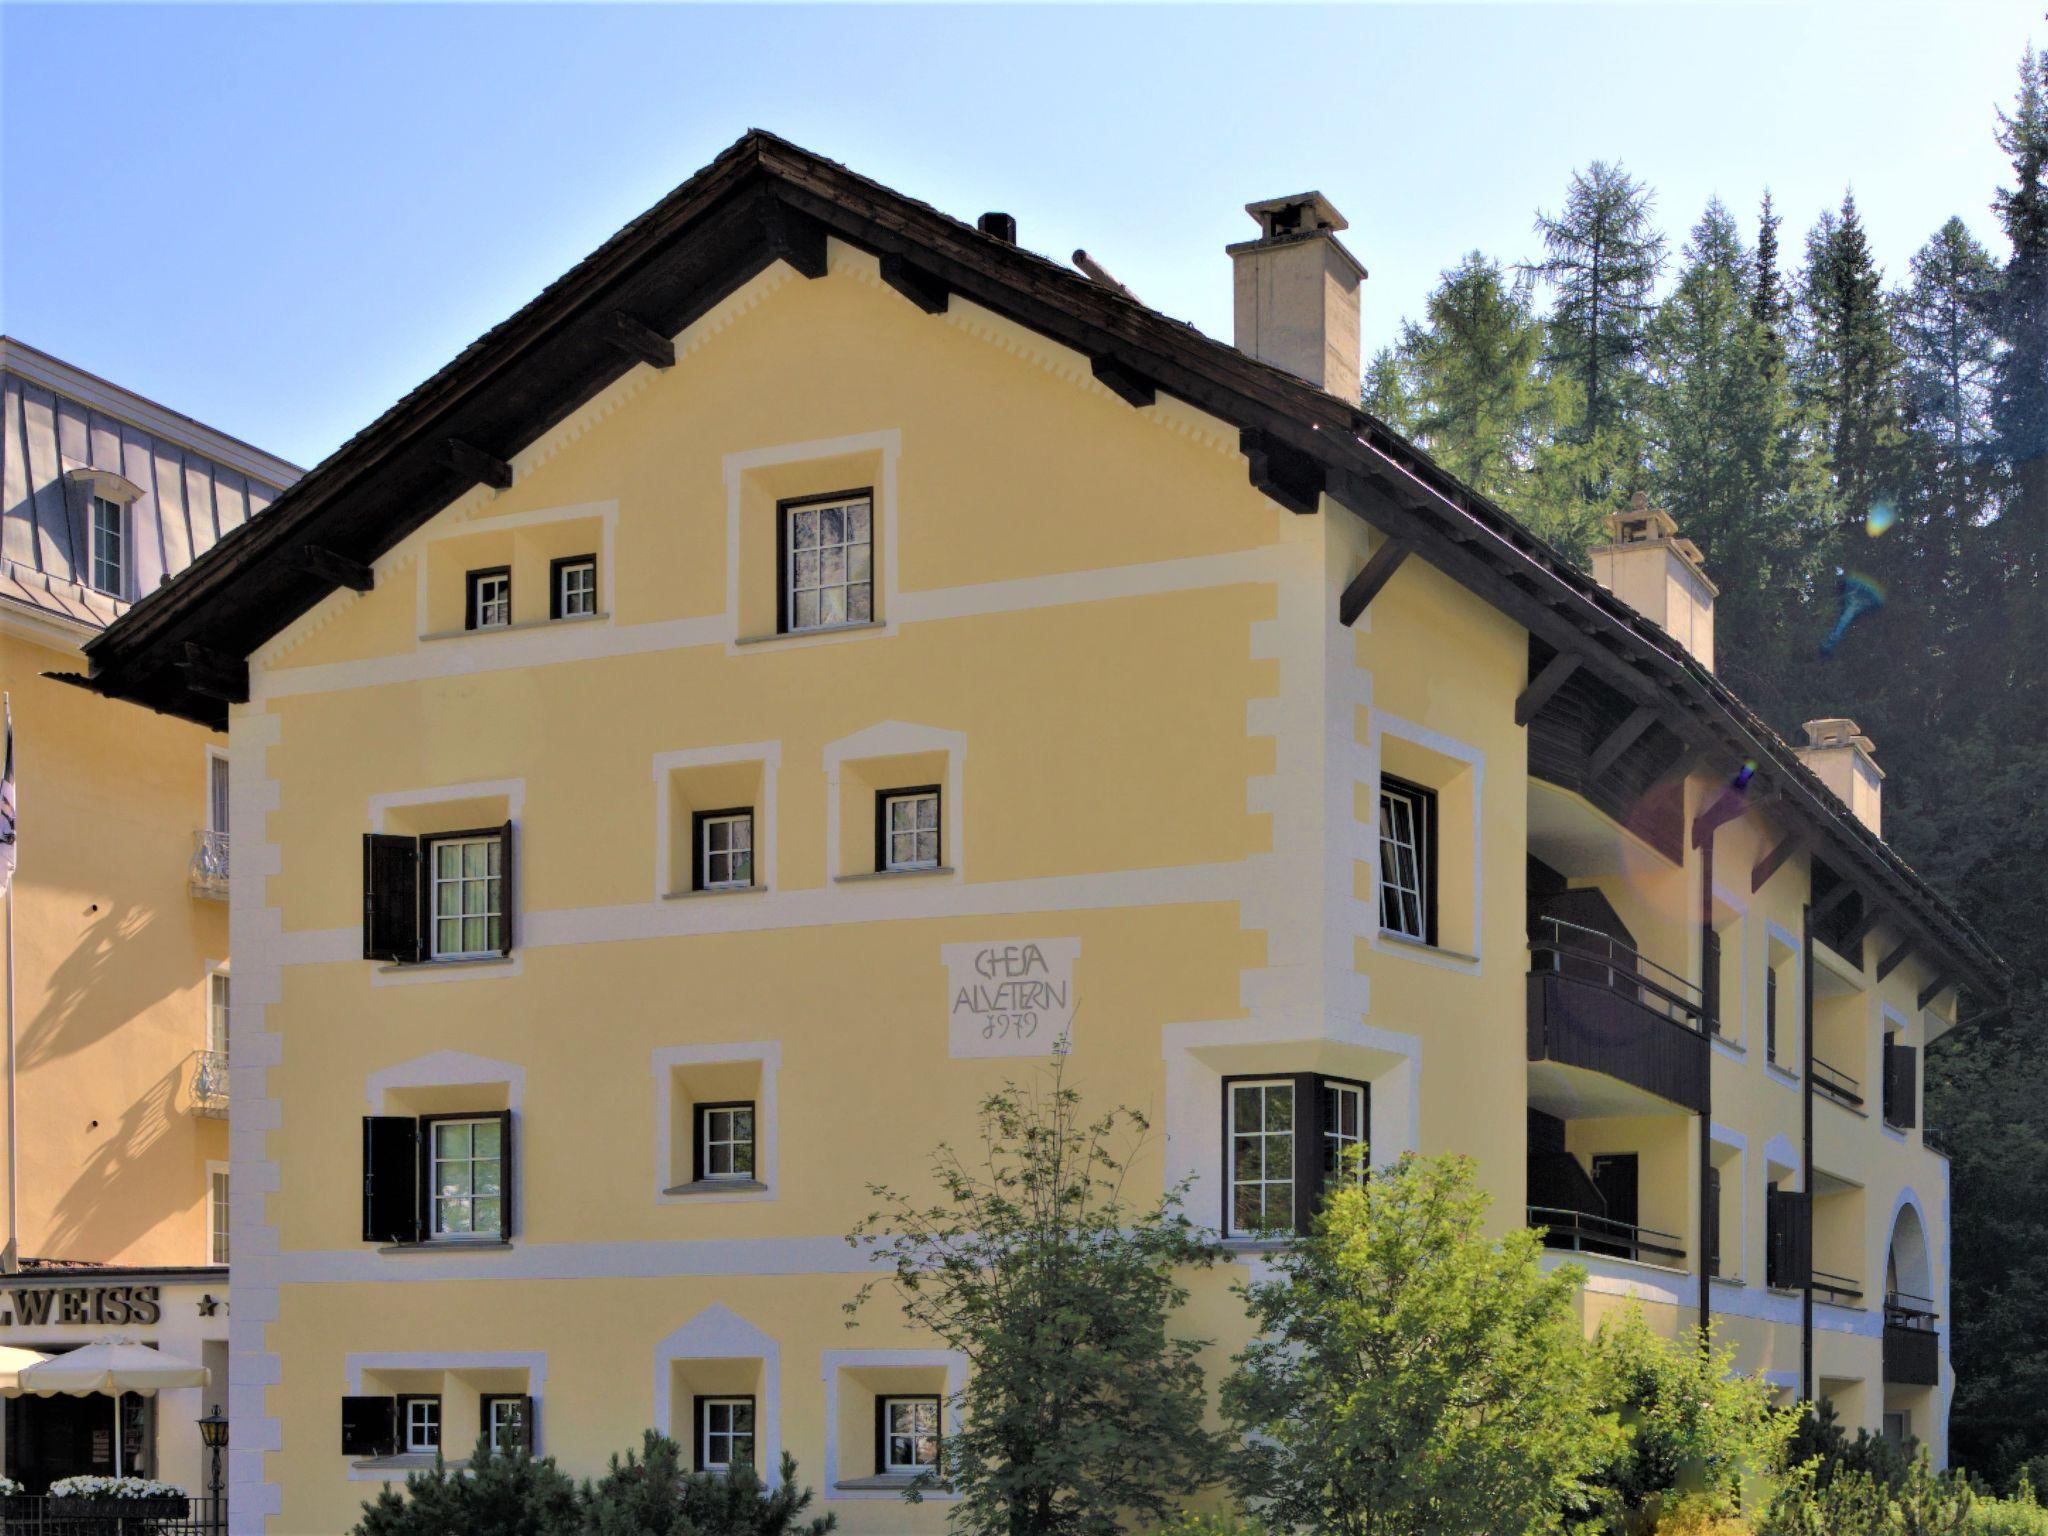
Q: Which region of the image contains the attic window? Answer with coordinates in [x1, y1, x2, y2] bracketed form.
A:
[89, 497, 125, 597]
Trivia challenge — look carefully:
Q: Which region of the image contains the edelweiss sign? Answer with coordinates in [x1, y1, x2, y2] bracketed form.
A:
[942, 938, 1080, 1057]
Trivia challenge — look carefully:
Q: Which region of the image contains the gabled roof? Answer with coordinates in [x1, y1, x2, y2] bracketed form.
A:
[0, 337, 299, 636]
[72, 130, 2006, 998]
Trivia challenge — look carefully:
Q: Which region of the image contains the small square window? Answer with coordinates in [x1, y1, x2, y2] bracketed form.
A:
[89, 495, 125, 597]
[429, 833, 504, 958]
[697, 1396, 755, 1473]
[781, 492, 873, 634]
[551, 556, 597, 620]
[427, 1115, 504, 1239]
[467, 568, 511, 630]
[879, 787, 940, 872]
[401, 1395, 441, 1454]
[696, 1101, 757, 1182]
[694, 810, 754, 891]
[484, 1395, 529, 1455]
[1377, 778, 1436, 944]
[880, 1395, 941, 1474]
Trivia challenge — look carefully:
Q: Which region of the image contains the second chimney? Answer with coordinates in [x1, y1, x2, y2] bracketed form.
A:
[1591, 494, 1719, 671]
[1228, 192, 1365, 399]
[1796, 718, 1884, 835]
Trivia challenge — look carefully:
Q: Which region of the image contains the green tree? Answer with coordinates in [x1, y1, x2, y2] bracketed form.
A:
[1992, 47, 2048, 602]
[1392, 253, 1550, 503]
[845, 1055, 1225, 1536]
[1534, 160, 1668, 446]
[1755, 190, 1789, 374]
[353, 1438, 583, 1536]
[1362, 345, 1417, 433]
[1798, 192, 1904, 534]
[1219, 1151, 1615, 1536]
[1586, 1308, 1798, 1533]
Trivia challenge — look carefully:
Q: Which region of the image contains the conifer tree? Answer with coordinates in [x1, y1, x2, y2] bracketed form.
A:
[1797, 193, 1904, 535]
[1754, 190, 1788, 378]
[1992, 48, 2048, 619]
[1533, 161, 1668, 446]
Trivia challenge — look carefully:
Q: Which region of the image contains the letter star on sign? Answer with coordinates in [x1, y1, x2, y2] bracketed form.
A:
[942, 939, 1081, 1058]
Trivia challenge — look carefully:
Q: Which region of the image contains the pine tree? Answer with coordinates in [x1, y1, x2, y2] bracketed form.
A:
[1361, 346, 1417, 434]
[1798, 192, 1904, 535]
[1533, 161, 1669, 446]
[1992, 47, 2048, 630]
[1755, 190, 1788, 378]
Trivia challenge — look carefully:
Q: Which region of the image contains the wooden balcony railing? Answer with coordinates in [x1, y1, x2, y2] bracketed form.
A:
[1527, 919, 1711, 1114]
[1883, 1291, 1940, 1386]
[1527, 1204, 1686, 1268]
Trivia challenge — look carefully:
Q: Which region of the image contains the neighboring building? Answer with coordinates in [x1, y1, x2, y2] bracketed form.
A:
[0, 336, 298, 1494]
[74, 135, 2006, 1534]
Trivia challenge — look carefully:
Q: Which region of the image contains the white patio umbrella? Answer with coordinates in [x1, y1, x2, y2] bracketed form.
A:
[0, 1345, 49, 1393]
[12, 1339, 209, 1474]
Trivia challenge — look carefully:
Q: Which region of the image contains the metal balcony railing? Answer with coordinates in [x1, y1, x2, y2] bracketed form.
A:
[1527, 918, 1712, 1113]
[1812, 1055, 1864, 1109]
[1527, 1204, 1687, 1267]
[1529, 917, 1712, 1031]
[0, 1495, 223, 1533]
[188, 830, 229, 901]
[1884, 1290, 1938, 1330]
[1883, 1290, 1941, 1385]
[189, 1051, 228, 1117]
[1812, 1267, 1864, 1307]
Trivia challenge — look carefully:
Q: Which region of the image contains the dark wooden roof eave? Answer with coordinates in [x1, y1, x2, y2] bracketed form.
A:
[74, 130, 2010, 998]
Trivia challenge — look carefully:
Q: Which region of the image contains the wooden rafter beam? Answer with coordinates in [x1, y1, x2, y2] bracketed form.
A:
[1875, 941, 1913, 984]
[1752, 833, 1802, 893]
[1089, 355, 1156, 408]
[440, 438, 513, 491]
[1918, 973, 1954, 1010]
[177, 642, 247, 705]
[1585, 706, 1658, 783]
[295, 544, 373, 593]
[1810, 879, 1858, 925]
[1839, 904, 1884, 953]
[1514, 653, 1581, 727]
[761, 199, 828, 278]
[1338, 538, 1412, 627]
[604, 311, 676, 369]
[1241, 428, 1323, 515]
[877, 253, 949, 315]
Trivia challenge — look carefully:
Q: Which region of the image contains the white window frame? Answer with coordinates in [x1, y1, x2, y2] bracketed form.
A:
[428, 833, 504, 960]
[698, 1102, 756, 1181]
[700, 1396, 755, 1473]
[427, 1115, 505, 1240]
[881, 1394, 941, 1475]
[555, 557, 597, 619]
[782, 493, 873, 634]
[881, 789, 940, 872]
[208, 1163, 230, 1266]
[403, 1396, 441, 1454]
[468, 569, 511, 630]
[1321, 1080, 1367, 1187]
[206, 748, 231, 837]
[1227, 1078, 1296, 1237]
[698, 811, 754, 891]
[486, 1396, 527, 1455]
[1377, 781, 1431, 941]
[207, 971, 231, 1058]
[89, 495, 125, 597]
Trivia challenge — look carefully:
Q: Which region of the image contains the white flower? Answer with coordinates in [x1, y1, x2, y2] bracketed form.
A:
[47, 1475, 185, 1500]
[0, 1477, 22, 1497]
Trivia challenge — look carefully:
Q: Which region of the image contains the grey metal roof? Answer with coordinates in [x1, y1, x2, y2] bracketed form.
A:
[0, 336, 300, 633]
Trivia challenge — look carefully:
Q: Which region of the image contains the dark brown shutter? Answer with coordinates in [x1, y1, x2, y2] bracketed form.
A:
[1706, 1165, 1721, 1276]
[497, 820, 515, 955]
[497, 1108, 516, 1240]
[692, 1396, 705, 1472]
[341, 1396, 395, 1457]
[362, 834, 421, 963]
[363, 1116, 420, 1244]
[1702, 927, 1722, 1031]
[1767, 1186, 1812, 1289]
[1885, 1042, 1919, 1130]
[515, 1394, 534, 1453]
[1290, 1072, 1320, 1233]
[874, 1394, 888, 1477]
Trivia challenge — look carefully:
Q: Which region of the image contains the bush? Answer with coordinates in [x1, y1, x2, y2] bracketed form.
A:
[353, 1438, 582, 1536]
[1968, 1493, 2048, 1536]
[1143, 1514, 1266, 1536]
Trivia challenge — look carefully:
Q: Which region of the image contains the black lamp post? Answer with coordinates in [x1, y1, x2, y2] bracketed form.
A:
[197, 1408, 227, 1530]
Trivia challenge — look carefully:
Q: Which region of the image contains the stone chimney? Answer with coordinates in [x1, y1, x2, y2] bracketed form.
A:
[1228, 192, 1366, 399]
[1590, 494, 1719, 670]
[1797, 718, 1884, 835]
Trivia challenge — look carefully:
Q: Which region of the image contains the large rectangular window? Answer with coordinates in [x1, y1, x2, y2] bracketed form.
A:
[89, 496, 124, 596]
[429, 833, 504, 959]
[1377, 777, 1437, 944]
[780, 492, 873, 633]
[1226, 1074, 1370, 1237]
[695, 810, 754, 891]
[878, 787, 941, 872]
[427, 1115, 505, 1240]
[879, 1395, 941, 1475]
[696, 1396, 755, 1473]
[467, 567, 511, 630]
[695, 1101, 757, 1182]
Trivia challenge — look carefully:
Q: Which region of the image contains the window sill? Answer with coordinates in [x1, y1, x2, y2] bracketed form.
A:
[834, 1475, 948, 1493]
[1219, 1235, 1292, 1255]
[420, 613, 610, 642]
[1711, 1034, 1746, 1058]
[1765, 1061, 1801, 1088]
[1375, 930, 1480, 965]
[1710, 1274, 1746, 1289]
[662, 884, 769, 902]
[377, 955, 516, 974]
[834, 866, 955, 884]
[662, 1179, 769, 1197]
[353, 1454, 463, 1473]
[735, 620, 885, 647]
[376, 1239, 513, 1255]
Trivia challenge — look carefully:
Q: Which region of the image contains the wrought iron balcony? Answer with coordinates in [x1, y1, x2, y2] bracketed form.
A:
[1884, 1291, 1940, 1386]
[1812, 1055, 1864, 1109]
[190, 1049, 229, 1117]
[1527, 918, 1711, 1114]
[189, 829, 230, 900]
[1527, 1204, 1686, 1268]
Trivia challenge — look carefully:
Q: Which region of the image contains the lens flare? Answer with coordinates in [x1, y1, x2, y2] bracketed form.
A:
[1820, 569, 1887, 658]
[1866, 501, 1898, 537]
[1733, 760, 1758, 790]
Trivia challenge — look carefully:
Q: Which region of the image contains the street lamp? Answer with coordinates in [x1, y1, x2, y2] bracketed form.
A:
[197, 1408, 227, 1530]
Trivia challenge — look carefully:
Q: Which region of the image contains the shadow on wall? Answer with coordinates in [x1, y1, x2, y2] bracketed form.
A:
[18, 901, 176, 1071]
[37, 1060, 200, 1263]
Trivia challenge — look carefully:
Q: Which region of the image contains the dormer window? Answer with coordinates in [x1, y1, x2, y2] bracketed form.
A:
[89, 496, 125, 597]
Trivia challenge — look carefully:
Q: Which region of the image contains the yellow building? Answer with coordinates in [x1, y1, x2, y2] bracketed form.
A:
[75, 136, 2006, 1534]
[0, 337, 299, 1495]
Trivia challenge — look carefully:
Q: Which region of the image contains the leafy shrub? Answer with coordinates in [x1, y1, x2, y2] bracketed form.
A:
[582, 1436, 830, 1536]
[1968, 1494, 2048, 1536]
[354, 1438, 582, 1536]
[1142, 1514, 1266, 1536]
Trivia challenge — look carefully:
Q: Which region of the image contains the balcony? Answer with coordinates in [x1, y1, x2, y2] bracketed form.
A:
[190, 1049, 228, 1117]
[1528, 1204, 1686, 1268]
[189, 829, 229, 901]
[1812, 1267, 1864, 1308]
[1813, 1055, 1865, 1110]
[1527, 918, 1710, 1116]
[1884, 1292, 1940, 1387]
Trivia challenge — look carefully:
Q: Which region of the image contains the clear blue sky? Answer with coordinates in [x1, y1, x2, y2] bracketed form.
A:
[0, 2, 2034, 470]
